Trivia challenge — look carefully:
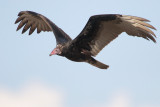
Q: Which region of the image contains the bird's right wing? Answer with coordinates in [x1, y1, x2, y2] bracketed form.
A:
[15, 11, 72, 44]
[71, 14, 156, 56]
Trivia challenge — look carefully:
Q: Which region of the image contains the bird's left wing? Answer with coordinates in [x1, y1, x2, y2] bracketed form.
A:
[15, 11, 72, 44]
[71, 14, 156, 56]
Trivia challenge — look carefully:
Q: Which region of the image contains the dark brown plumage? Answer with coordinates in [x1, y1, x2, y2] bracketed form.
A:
[15, 11, 157, 69]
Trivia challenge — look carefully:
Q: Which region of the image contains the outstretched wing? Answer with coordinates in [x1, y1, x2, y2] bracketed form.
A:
[72, 14, 156, 56]
[15, 11, 72, 44]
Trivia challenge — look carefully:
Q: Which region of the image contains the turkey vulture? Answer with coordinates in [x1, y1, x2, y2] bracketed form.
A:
[15, 11, 157, 69]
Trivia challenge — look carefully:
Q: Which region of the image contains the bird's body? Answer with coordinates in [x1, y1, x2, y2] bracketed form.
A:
[55, 42, 109, 69]
[15, 11, 157, 69]
[58, 43, 87, 62]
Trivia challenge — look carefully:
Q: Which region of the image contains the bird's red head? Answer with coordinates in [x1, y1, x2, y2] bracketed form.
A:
[49, 45, 62, 56]
[49, 48, 61, 56]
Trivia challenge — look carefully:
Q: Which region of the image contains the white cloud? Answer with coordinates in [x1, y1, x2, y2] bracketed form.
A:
[83, 91, 160, 107]
[0, 83, 159, 107]
[104, 92, 160, 107]
[104, 92, 131, 107]
[83, 91, 131, 107]
[0, 82, 64, 107]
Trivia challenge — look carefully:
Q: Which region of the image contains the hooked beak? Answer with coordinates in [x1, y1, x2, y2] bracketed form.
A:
[49, 49, 56, 56]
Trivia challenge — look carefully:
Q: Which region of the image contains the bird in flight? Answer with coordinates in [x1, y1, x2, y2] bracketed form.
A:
[15, 11, 157, 69]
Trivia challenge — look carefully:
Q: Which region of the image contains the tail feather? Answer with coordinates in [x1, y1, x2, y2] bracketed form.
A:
[87, 57, 109, 69]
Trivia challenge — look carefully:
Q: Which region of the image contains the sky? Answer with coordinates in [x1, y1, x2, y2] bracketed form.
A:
[0, 0, 160, 107]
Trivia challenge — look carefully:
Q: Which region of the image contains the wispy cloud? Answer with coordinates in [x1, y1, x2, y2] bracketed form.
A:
[0, 82, 63, 107]
[103, 92, 160, 107]
[0, 83, 159, 107]
[103, 92, 131, 107]
[102, 91, 131, 107]
[83, 91, 160, 107]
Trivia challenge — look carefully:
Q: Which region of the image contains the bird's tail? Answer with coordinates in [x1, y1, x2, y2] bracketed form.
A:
[87, 57, 109, 69]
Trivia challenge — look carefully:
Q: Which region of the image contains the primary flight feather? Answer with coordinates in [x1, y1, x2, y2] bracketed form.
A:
[15, 11, 157, 69]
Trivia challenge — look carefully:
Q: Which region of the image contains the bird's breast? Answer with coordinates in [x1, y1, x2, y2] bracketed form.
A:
[62, 49, 88, 62]
[64, 52, 87, 62]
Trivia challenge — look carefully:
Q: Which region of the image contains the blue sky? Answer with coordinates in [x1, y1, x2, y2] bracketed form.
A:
[0, 0, 160, 107]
